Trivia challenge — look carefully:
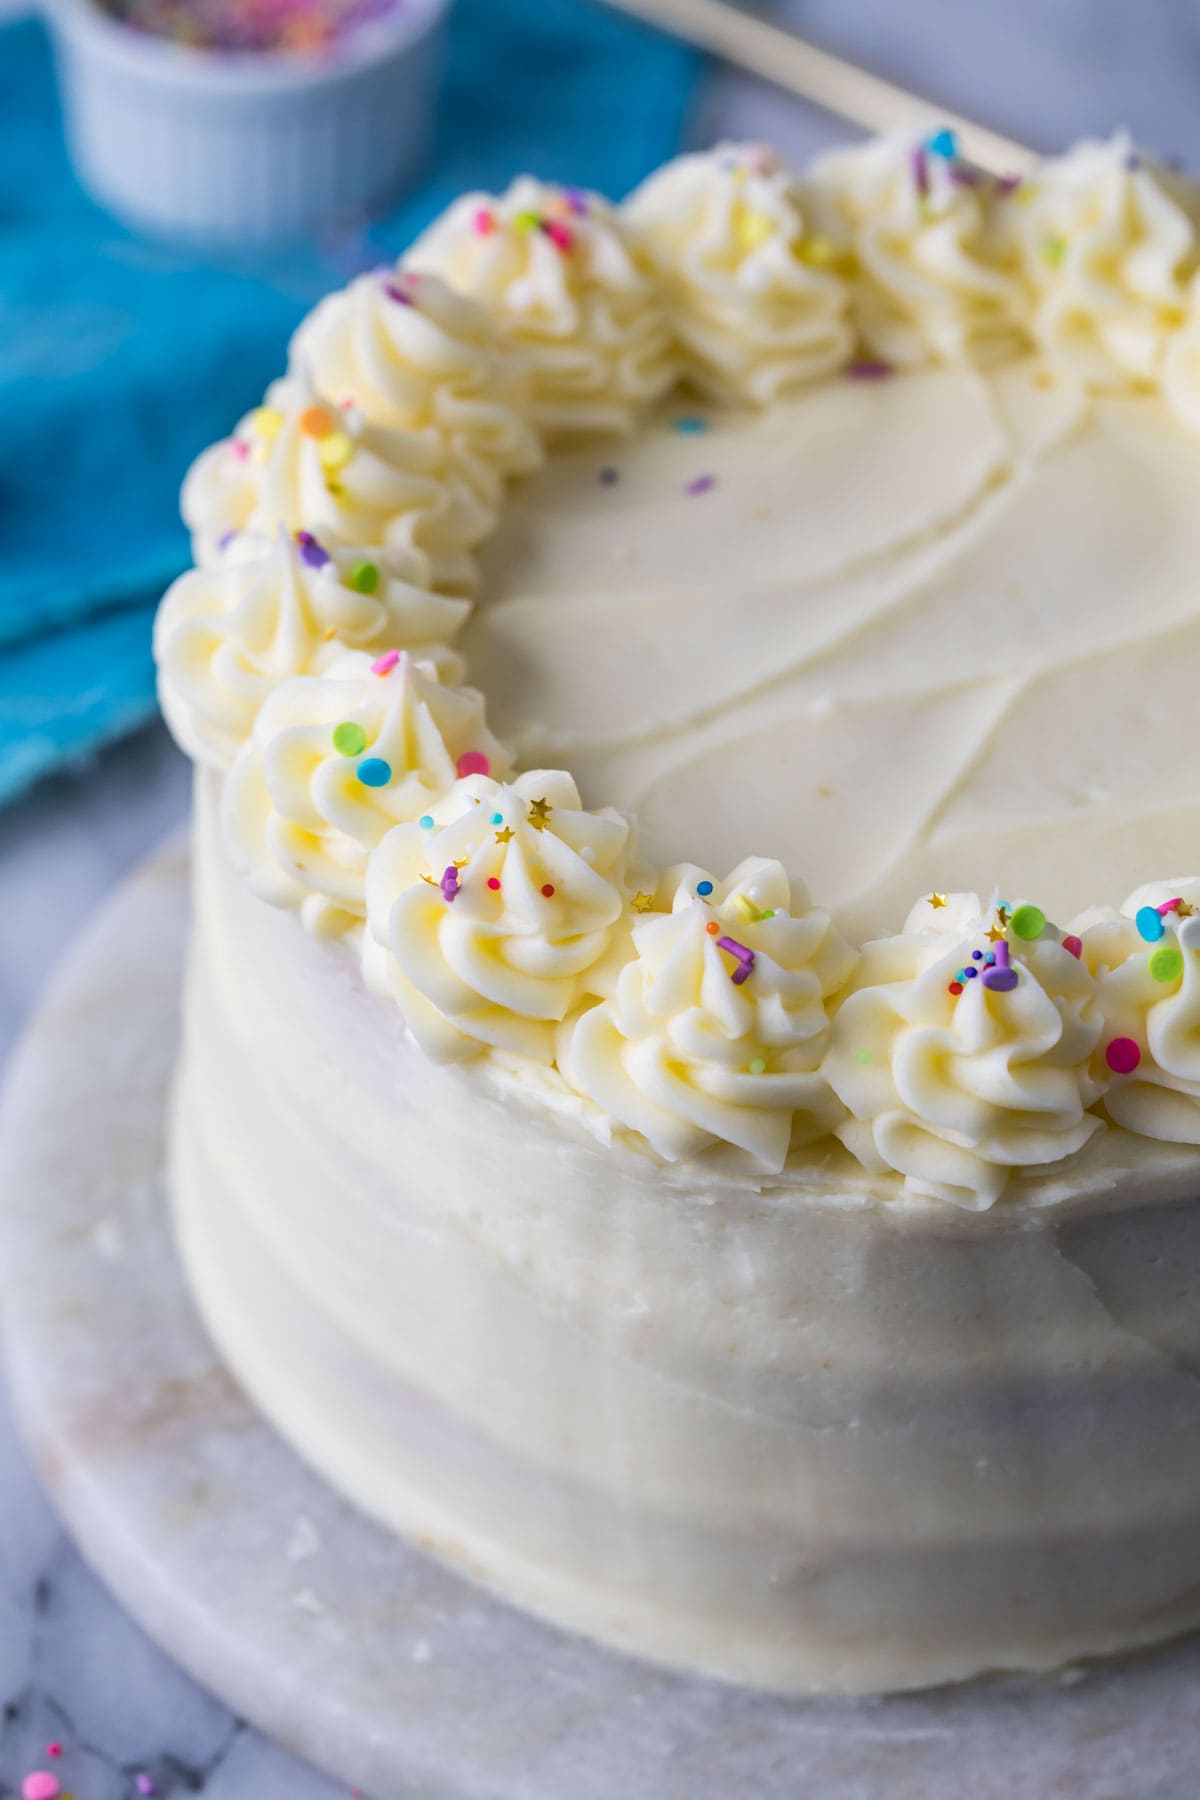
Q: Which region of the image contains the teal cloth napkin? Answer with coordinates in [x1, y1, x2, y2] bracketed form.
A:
[0, 7, 698, 805]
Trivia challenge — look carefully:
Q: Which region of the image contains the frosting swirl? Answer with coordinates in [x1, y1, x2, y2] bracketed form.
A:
[364, 770, 630, 1062]
[806, 132, 1029, 366]
[181, 370, 493, 593]
[290, 269, 541, 508]
[154, 529, 469, 770]
[1011, 135, 1199, 385]
[1076, 880, 1200, 1143]
[222, 650, 507, 938]
[557, 858, 856, 1170]
[408, 178, 677, 434]
[824, 894, 1104, 1208]
[623, 143, 854, 404]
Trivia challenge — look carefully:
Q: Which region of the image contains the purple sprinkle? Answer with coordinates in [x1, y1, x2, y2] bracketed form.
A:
[846, 358, 894, 381]
[910, 144, 929, 196]
[384, 281, 414, 306]
[949, 163, 983, 187]
[440, 865, 461, 903]
[716, 935, 756, 985]
[297, 531, 330, 569]
[995, 172, 1022, 196]
[217, 528, 237, 553]
[563, 186, 589, 216]
[685, 473, 716, 497]
[599, 466, 620, 486]
[135, 1779, 155, 1798]
[983, 967, 1018, 992]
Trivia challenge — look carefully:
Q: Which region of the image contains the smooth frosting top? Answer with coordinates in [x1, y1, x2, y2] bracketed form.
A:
[156, 129, 1200, 1207]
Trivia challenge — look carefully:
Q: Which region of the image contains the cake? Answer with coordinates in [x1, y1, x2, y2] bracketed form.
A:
[154, 132, 1200, 1695]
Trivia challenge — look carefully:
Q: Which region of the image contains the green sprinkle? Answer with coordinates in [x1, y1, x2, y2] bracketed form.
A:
[332, 721, 367, 756]
[349, 560, 379, 594]
[514, 210, 541, 232]
[1041, 236, 1066, 268]
[760, 909, 776, 920]
[748, 1057, 766, 1075]
[1011, 904, 1046, 941]
[855, 1049, 872, 1065]
[1150, 945, 1184, 983]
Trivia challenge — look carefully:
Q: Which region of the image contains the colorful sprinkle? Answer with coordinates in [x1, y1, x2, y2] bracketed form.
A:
[971, 949, 983, 960]
[962, 965, 978, 979]
[371, 647, 400, 675]
[696, 880, 714, 897]
[910, 144, 930, 195]
[673, 416, 708, 435]
[599, 466, 620, 486]
[46, 1749, 63, 1762]
[1010, 904, 1046, 941]
[472, 207, 496, 236]
[318, 430, 354, 473]
[296, 529, 330, 569]
[716, 935, 756, 985]
[440, 864, 461, 903]
[948, 980, 964, 996]
[541, 218, 574, 252]
[735, 209, 774, 251]
[490, 811, 504, 825]
[513, 209, 540, 233]
[631, 891, 655, 913]
[748, 1057, 767, 1075]
[706, 920, 720, 936]
[685, 473, 716, 497]
[1106, 1036, 1142, 1075]
[927, 127, 959, 159]
[1041, 236, 1066, 269]
[299, 405, 334, 438]
[331, 720, 366, 756]
[847, 358, 894, 381]
[134, 1780, 155, 1799]
[1150, 945, 1184, 983]
[250, 405, 283, 440]
[1136, 905, 1166, 943]
[855, 1048, 872, 1064]
[1062, 934, 1083, 959]
[456, 750, 491, 778]
[356, 757, 392, 787]
[982, 939, 1018, 992]
[563, 186, 588, 215]
[487, 876, 501, 891]
[419, 814, 434, 830]
[540, 883, 556, 898]
[383, 280, 414, 306]
[22, 1778, 59, 1800]
[528, 797, 553, 830]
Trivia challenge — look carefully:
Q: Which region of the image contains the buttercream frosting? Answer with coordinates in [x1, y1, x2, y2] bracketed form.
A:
[408, 178, 677, 434]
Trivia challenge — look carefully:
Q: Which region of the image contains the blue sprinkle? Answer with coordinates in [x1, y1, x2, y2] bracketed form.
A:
[491, 812, 504, 825]
[985, 952, 996, 966]
[357, 758, 392, 788]
[418, 814, 434, 830]
[927, 127, 959, 159]
[696, 880, 714, 897]
[971, 949, 983, 961]
[963, 966, 978, 979]
[673, 415, 708, 435]
[1137, 905, 1165, 943]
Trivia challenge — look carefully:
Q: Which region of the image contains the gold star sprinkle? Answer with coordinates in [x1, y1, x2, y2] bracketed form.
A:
[986, 924, 1007, 942]
[1177, 901, 1195, 918]
[528, 797, 553, 831]
[928, 892, 948, 910]
[420, 873, 437, 886]
[996, 904, 1011, 926]
[631, 891, 655, 914]
[494, 825, 514, 845]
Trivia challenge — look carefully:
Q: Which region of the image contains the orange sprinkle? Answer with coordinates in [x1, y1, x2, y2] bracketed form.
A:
[706, 920, 720, 935]
[300, 406, 334, 439]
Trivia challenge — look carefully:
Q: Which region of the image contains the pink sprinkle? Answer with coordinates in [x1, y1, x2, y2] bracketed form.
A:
[1062, 934, 1083, 960]
[846, 358, 894, 381]
[456, 750, 491, 778]
[231, 439, 250, 461]
[135, 1779, 155, 1797]
[23, 1776, 59, 1800]
[685, 474, 716, 497]
[371, 649, 400, 676]
[45, 1747, 62, 1761]
[1106, 1036, 1142, 1075]
[1158, 897, 1183, 914]
[383, 281, 414, 307]
[487, 877, 501, 891]
[472, 207, 496, 236]
[542, 218, 574, 252]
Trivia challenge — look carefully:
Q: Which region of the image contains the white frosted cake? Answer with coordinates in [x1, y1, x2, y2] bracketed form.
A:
[155, 133, 1200, 1694]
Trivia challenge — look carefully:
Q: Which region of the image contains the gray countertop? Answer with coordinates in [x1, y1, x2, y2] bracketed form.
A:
[5, 5, 1200, 1793]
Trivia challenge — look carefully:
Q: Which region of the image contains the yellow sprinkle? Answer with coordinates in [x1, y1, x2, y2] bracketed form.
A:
[318, 430, 354, 473]
[733, 893, 760, 922]
[735, 208, 774, 251]
[795, 233, 835, 268]
[251, 406, 284, 441]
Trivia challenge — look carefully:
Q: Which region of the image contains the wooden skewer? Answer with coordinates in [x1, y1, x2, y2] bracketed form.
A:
[597, 0, 1039, 174]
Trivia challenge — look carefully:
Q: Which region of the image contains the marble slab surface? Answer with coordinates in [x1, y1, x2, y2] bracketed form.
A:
[2, 836, 1200, 1800]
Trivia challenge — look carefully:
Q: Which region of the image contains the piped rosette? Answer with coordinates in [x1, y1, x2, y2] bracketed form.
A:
[407, 176, 678, 434]
[154, 528, 470, 770]
[364, 770, 631, 1062]
[557, 857, 857, 1171]
[1074, 880, 1200, 1142]
[181, 369, 493, 594]
[290, 268, 541, 510]
[222, 650, 508, 939]
[824, 892, 1104, 1208]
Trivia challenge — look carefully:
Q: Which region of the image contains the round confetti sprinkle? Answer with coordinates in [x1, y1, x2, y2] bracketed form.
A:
[383, 281, 415, 306]
[251, 406, 283, 439]
[971, 949, 983, 961]
[23, 1777, 59, 1800]
[706, 920, 720, 935]
[1010, 904, 1046, 941]
[332, 721, 366, 756]
[318, 430, 354, 473]
[696, 880, 714, 897]
[1060, 934, 1083, 959]
[371, 648, 400, 676]
[963, 966, 978, 979]
[456, 750, 491, 778]
[748, 1057, 766, 1075]
[685, 473, 716, 497]
[1136, 906, 1166, 942]
[542, 218, 574, 252]
[855, 1049, 872, 1065]
[473, 207, 496, 235]
[927, 126, 959, 158]
[673, 416, 708, 435]
[350, 560, 379, 594]
[299, 405, 334, 438]
[419, 814, 434, 829]
[541, 883, 556, 898]
[356, 757, 392, 788]
[135, 1780, 155, 1799]
[948, 980, 964, 996]
[1106, 1037, 1142, 1075]
[487, 877, 501, 891]
[599, 466, 620, 486]
[297, 531, 330, 569]
[1150, 945, 1184, 983]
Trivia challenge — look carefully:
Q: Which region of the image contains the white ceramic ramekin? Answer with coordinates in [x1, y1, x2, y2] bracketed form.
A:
[45, 0, 453, 244]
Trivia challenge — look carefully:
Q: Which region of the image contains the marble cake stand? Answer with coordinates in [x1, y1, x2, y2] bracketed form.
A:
[1, 840, 1199, 1800]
